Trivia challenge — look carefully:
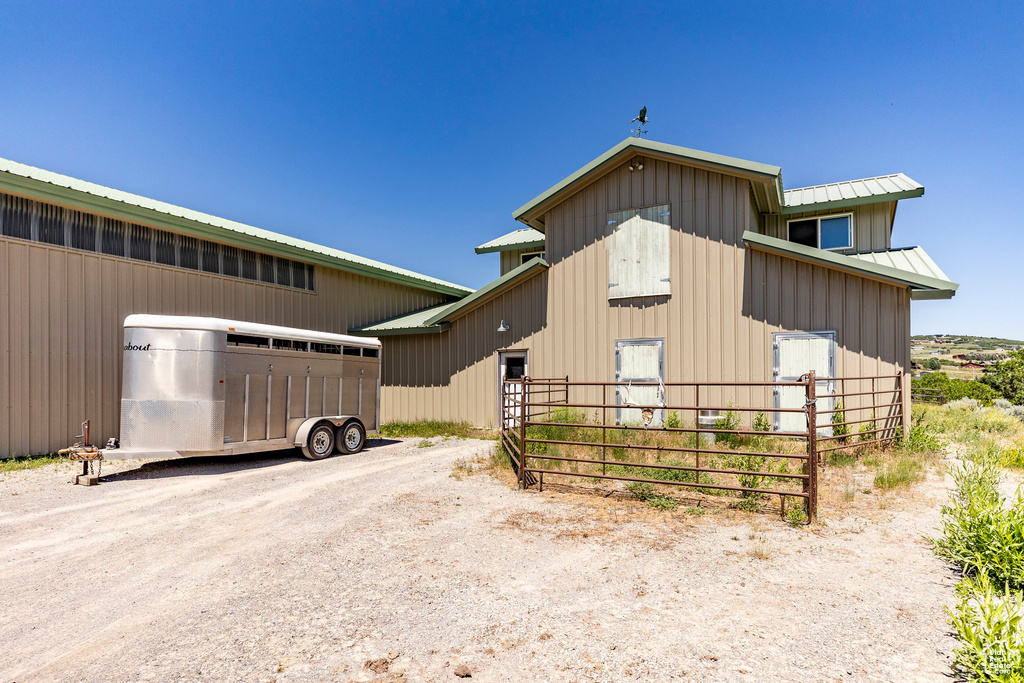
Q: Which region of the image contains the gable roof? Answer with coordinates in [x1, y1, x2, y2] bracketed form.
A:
[351, 257, 549, 335]
[475, 227, 545, 254]
[0, 156, 472, 297]
[782, 173, 923, 215]
[513, 138, 784, 229]
[742, 231, 958, 300]
[511, 138, 926, 231]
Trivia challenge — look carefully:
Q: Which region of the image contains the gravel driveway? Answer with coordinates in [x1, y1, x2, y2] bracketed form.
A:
[1, 438, 955, 682]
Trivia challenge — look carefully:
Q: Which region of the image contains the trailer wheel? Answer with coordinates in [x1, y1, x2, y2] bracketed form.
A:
[302, 423, 336, 460]
[337, 420, 366, 454]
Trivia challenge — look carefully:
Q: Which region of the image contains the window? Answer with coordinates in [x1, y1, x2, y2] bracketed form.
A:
[343, 346, 362, 356]
[311, 342, 341, 355]
[362, 347, 379, 358]
[606, 204, 671, 299]
[520, 251, 544, 265]
[227, 333, 270, 348]
[786, 214, 852, 251]
[273, 338, 308, 352]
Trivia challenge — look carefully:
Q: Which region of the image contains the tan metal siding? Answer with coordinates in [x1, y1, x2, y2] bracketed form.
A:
[0, 237, 446, 455]
[381, 156, 911, 427]
[760, 202, 894, 251]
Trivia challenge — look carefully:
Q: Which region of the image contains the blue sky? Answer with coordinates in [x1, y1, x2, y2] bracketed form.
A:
[1, 2, 1021, 337]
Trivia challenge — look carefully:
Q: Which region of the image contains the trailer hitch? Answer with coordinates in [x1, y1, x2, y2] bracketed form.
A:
[58, 420, 103, 486]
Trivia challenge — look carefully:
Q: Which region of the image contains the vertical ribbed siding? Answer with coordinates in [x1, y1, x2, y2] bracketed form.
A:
[761, 202, 895, 252]
[0, 238, 446, 456]
[379, 156, 911, 427]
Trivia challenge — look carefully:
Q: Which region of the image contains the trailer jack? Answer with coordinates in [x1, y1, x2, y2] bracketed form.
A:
[58, 420, 103, 486]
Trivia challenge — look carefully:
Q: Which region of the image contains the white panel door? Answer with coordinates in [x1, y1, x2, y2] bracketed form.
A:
[616, 339, 665, 426]
[773, 332, 835, 435]
[499, 351, 528, 429]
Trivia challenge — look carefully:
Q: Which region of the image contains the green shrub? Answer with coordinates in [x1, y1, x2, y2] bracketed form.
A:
[914, 371, 998, 405]
[625, 481, 679, 511]
[831, 401, 849, 444]
[894, 421, 941, 454]
[859, 413, 876, 442]
[1002, 444, 1024, 470]
[982, 349, 1024, 405]
[752, 411, 771, 433]
[665, 411, 682, 429]
[947, 572, 1023, 682]
[933, 458, 1024, 591]
[714, 403, 742, 447]
[785, 504, 808, 527]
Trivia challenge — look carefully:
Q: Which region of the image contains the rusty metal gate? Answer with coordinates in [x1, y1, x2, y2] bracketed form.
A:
[499, 372, 904, 522]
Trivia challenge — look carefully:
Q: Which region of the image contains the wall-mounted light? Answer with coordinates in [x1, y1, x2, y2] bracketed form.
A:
[628, 159, 644, 172]
[497, 320, 509, 333]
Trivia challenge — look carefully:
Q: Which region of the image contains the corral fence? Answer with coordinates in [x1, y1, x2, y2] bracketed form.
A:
[910, 387, 945, 404]
[500, 372, 905, 522]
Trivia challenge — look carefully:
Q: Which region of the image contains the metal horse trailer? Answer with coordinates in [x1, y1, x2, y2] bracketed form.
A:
[101, 314, 382, 461]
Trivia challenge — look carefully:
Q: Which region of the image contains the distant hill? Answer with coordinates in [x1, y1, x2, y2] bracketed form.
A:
[911, 335, 1023, 352]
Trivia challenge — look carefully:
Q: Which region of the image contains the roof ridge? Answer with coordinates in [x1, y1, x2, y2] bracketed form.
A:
[0, 156, 472, 295]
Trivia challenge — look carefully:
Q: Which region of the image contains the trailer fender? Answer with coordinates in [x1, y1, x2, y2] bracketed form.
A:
[293, 416, 360, 449]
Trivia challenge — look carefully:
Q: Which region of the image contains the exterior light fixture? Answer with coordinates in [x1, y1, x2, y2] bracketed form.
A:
[628, 159, 644, 172]
[497, 320, 509, 333]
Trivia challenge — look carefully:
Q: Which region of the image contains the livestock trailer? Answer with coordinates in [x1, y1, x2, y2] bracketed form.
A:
[103, 314, 381, 460]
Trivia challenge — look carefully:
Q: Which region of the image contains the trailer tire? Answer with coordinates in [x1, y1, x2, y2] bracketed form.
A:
[337, 420, 366, 455]
[302, 423, 336, 460]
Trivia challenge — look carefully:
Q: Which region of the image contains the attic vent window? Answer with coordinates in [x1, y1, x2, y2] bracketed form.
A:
[606, 204, 671, 300]
[787, 214, 852, 251]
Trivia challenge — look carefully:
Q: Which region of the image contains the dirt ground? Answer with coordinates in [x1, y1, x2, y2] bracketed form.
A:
[1, 437, 957, 682]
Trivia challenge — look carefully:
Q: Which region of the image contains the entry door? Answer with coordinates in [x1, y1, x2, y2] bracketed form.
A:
[616, 339, 665, 426]
[773, 332, 835, 435]
[499, 351, 528, 428]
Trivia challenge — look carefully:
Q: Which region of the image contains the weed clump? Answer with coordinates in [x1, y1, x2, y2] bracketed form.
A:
[626, 482, 679, 511]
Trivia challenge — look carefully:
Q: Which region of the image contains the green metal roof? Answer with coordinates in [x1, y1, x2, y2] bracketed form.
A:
[351, 258, 549, 335]
[347, 303, 453, 336]
[513, 138, 783, 229]
[782, 173, 924, 215]
[475, 227, 545, 254]
[0, 156, 472, 297]
[847, 246, 950, 282]
[742, 231, 958, 300]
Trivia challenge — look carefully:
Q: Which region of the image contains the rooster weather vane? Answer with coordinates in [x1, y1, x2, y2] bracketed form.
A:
[631, 107, 649, 137]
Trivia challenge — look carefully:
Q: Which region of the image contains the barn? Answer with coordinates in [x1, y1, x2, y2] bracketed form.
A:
[0, 157, 469, 456]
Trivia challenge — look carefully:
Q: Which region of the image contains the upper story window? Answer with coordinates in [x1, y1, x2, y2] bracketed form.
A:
[520, 251, 544, 265]
[787, 214, 853, 251]
[606, 204, 671, 299]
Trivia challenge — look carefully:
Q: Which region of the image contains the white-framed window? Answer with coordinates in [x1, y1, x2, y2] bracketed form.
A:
[606, 203, 671, 299]
[786, 214, 853, 251]
[520, 251, 544, 265]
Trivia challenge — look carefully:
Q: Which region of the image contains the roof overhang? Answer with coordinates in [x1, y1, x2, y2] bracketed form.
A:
[474, 227, 546, 254]
[0, 158, 472, 297]
[350, 258, 549, 336]
[513, 138, 783, 230]
[742, 231, 958, 300]
[781, 173, 924, 215]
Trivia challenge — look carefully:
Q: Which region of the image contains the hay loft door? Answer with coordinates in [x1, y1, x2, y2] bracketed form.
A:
[773, 331, 836, 435]
[498, 350, 528, 428]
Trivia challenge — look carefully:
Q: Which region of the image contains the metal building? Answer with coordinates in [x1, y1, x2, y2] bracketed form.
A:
[354, 138, 958, 427]
[0, 158, 469, 456]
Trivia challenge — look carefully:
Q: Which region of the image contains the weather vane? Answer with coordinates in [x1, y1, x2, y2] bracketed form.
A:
[631, 106, 649, 137]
